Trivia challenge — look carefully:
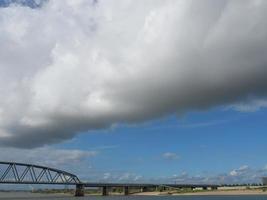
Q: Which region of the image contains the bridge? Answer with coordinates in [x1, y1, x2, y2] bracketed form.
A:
[0, 161, 219, 196]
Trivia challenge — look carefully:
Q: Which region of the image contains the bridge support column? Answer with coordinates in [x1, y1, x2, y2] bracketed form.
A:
[75, 184, 85, 197]
[141, 186, 148, 192]
[124, 186, 129, 195]
[102, 186, 108, 196]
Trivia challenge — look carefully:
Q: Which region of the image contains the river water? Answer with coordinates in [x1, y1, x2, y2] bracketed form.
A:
[0, 193, 267, 200]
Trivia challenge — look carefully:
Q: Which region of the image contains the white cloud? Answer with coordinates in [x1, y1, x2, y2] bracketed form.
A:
[162, 152, 179, 160]
[102, 172, 111, 180]
[230, 165, 249, 176]
[228, 99, 267, 112]
[83, 170, 145, 183]
[156, 165, 267, 184]
[239, 165, 249, 171]
[230, 170, 238, 176]
[83, 165, 267, 184]
[118, 173, 131, 181]
[0, 147, 97, 169]
[1, 0, 267, 147]
[104, 164, 267, 184]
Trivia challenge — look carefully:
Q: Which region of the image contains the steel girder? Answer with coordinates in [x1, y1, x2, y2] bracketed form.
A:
[0, 161, 80, 185]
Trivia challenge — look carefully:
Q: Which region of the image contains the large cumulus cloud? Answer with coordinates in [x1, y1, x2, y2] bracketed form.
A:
[1, 0, 267, 147]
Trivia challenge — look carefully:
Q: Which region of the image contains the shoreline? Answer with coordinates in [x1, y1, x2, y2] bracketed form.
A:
[133, 189, 267, 196]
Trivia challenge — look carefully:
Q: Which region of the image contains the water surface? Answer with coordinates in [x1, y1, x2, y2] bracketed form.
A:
[0, 193, 266, 200]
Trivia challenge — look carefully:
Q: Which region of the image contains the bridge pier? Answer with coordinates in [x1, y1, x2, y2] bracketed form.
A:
[211, 186, 218, 190]
[102, 186, 108, 196]
[141, 186, 148, 192]
[124, 186, 129, 195]
[75, 184, 85, 197]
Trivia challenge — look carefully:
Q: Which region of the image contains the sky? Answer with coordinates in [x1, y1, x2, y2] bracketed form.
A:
[0, 0, 267, 186]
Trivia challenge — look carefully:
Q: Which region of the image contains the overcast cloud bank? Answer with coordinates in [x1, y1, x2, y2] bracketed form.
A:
[1, 0, 267, 147]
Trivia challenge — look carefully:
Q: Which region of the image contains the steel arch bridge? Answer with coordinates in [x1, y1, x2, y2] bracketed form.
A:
[0, 161, 220, 197]
[0, 161, 80, 185]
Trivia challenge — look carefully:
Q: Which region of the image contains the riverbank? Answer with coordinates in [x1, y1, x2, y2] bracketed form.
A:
[27, 186, 267, 197]
[134, 189, 267, 196]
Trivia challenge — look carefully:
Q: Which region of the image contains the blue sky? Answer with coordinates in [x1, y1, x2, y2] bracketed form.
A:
[1, 0, 267, 185]
[54, 106, 267, 183]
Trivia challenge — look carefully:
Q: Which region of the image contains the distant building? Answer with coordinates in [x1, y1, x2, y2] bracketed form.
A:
[262, 177, 267, 185]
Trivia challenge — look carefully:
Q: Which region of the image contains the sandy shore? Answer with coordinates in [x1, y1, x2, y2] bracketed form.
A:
[133, 190, 267, 196]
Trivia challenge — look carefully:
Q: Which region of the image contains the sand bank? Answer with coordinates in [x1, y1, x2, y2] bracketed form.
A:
[133, 189, 267, 196]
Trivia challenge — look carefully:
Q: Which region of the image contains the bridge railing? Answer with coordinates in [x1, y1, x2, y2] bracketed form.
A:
[0, 161, 80, 185]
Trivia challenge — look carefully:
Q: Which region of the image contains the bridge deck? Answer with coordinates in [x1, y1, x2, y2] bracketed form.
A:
[0, 180, 219, 188]
[83, 183, 219, 188]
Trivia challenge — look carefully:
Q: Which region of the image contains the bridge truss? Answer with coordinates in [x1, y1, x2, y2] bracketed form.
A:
[0, 161, 80, 185]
